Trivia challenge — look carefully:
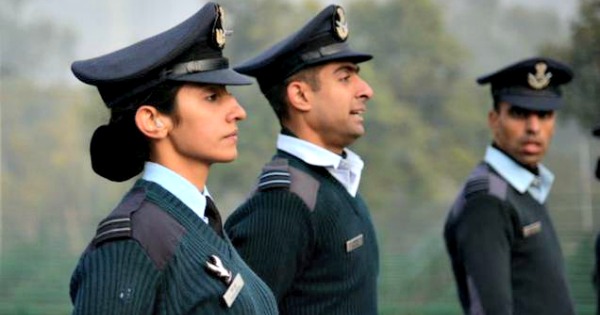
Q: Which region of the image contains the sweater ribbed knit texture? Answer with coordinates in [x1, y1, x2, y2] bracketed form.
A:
[444, 163, 575, 314]
[70, 180, 278, 315]
[225, 152, 379, 315]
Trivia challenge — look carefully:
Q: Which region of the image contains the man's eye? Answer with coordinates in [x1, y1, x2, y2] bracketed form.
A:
[340, 75, 351, 82]
[537, 111, 554, 119]
[508, 106, 533, 118]
[508, 109, 527, 118]
[206, 94, 218, 101]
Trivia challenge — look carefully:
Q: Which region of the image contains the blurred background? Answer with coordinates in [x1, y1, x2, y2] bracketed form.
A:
[1, 0, 599, 313]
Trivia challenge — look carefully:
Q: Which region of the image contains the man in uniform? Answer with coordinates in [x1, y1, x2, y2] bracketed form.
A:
[224, 5, 379, 315]
[444, 57, 575, 314]
[592, 126, 600, 315]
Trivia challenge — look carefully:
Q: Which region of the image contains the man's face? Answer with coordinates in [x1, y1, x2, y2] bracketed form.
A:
[304, 61, 374, 153]
[489, 101, 556, 167]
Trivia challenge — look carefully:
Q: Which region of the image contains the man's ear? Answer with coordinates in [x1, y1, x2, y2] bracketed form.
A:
[488, 109, 496, 125]
[135, 105, 170, 139]
[286, 81, 312, 112]
[488, 108, 500, 134]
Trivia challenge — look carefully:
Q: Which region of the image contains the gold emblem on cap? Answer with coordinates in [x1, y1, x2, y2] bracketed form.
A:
[213, 5, 226, 49]
[527, 62, 553, 90]
[334, 6, 349, 41]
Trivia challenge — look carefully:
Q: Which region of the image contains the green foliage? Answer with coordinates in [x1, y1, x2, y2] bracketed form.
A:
[2, 0, 597, 313]
[545, 0, 600, 130]
[439, 0, 568, 74]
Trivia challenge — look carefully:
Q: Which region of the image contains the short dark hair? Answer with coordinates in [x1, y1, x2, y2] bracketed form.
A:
[492, 95, 502, 112]
[264, 66, 321, 123]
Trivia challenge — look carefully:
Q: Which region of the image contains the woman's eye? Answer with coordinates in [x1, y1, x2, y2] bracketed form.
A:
[206, 93, 218, 101]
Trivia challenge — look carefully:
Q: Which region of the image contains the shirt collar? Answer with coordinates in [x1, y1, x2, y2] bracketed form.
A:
[277, 134, 364, 196]
[484, 145, 554, 203]
[141, 161, 210, 223]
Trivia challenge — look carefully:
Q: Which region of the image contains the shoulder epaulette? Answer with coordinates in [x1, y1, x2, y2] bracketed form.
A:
[93, 187, 146, 247]
[464, 177, 489, 199]
[464, 163, 508, 201]
[257, 158, 291, 191]
[487, 172, 508, 200]
[93, 215, 131, 246]
[254, 158, 321, 211]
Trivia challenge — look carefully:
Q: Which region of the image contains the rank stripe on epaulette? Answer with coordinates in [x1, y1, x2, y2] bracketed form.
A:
[97, 217, 130, 230]
[464, 178, 488, 197]
[93, 216, 132, 244]
[259, 171, 290, 180]
[94, 227, 132, 241]
[258, 171, 291, 190]
[258, 179, 292, 190]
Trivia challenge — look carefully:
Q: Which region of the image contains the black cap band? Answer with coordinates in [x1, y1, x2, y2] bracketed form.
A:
[300, 42, 349, 62]
[105, 57, 231, 107]
[493, 86, 561, 98]
[162, 57, 229, 78]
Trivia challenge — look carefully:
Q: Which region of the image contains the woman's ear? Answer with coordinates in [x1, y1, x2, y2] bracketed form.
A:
[286, 81, 312, 112]
[135, 105, 170, 139]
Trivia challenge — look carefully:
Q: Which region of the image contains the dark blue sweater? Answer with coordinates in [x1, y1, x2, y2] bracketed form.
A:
[70, 180, 278, 315]
[444, 163, 574, 314]
[225, 151, 379, 315]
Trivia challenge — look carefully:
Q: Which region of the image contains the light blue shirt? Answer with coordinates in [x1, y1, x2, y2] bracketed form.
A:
[484, 145, 554, 204]
[141, 162, 210, 223]
[277, 134, 364, 197]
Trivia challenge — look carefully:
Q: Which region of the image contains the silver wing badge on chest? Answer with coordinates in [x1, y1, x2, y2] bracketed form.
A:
[206, 255, 233, 284]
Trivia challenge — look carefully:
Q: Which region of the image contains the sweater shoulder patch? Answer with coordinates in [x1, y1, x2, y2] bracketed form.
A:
[130, 201, 186, 270]
[257, 158, 320, 211]
[92, 187, 146, 247]
[464, 177, 489, 199]
[464, 171, 508, 201]
[92, 186, 186, 270]
[288, 166, 320, 212]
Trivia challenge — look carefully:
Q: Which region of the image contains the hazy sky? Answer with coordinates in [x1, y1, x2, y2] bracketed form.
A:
[17, 0, 578, 84]
[25, 0, 578, 58]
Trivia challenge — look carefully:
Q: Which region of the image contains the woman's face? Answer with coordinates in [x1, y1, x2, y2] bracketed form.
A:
[163, 83, 247, 167]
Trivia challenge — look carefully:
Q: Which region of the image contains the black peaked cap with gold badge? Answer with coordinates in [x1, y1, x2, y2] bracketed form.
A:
[477, 57, 574, 111]
[234, 5, 372, 95]
[71, 2, 251, 108]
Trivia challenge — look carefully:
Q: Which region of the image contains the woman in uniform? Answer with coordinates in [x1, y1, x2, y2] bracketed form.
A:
[69, 3, 278, 314]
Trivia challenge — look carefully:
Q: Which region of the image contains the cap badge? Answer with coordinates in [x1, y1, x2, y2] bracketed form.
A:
[527, 62, 553, 90]
[333, 6, 349, 41]
[212, 5, 227, 49]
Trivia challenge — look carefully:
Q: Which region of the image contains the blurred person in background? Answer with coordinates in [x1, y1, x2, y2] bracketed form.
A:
[444, 57, 575, 314]
[224, 5, 379, 315]
[592, 126, 600, 315]
[68, 3, 278, 314]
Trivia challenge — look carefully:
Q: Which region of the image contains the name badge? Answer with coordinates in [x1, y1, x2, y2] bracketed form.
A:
[223, 274, 244, 308]
[522, 221, 542, 237]
[346, 234, 364, 252]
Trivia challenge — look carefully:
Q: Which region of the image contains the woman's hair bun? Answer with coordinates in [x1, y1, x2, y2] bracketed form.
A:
[89, 123, 146, 182]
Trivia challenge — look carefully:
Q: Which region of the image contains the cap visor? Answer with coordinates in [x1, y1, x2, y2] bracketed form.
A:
[500, 95, 563, 111]
[170, 68, 253, 86]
